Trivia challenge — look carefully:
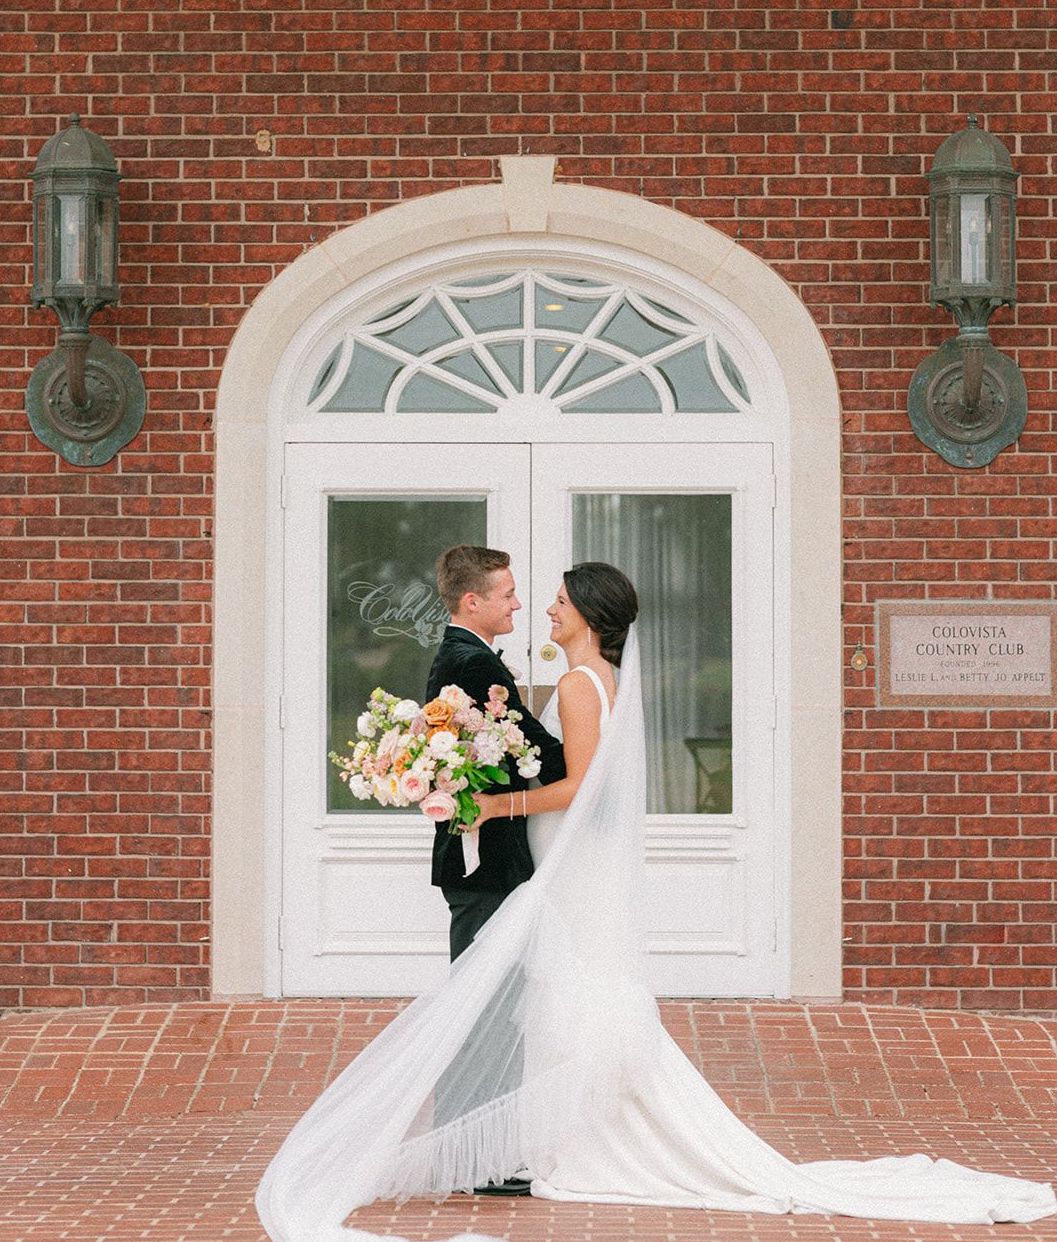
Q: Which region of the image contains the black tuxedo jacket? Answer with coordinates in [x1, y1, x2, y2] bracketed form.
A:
[426, 625, 565, 895]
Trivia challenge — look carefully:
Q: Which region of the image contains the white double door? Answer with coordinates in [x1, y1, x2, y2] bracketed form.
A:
[280, 440, 778, 996]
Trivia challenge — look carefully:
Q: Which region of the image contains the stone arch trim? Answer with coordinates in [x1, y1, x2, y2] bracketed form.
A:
[213, 158, 842, 999]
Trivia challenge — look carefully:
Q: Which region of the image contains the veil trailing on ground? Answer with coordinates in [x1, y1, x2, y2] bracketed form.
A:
[257, 626, 1056, 1241]
[257, 628, 654, 1242]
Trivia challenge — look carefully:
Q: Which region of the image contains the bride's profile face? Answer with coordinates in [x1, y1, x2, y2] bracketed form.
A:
[546, 585, 589, 649]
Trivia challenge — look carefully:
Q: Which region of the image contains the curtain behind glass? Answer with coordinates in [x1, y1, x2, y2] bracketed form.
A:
[573, 493, 731, 814]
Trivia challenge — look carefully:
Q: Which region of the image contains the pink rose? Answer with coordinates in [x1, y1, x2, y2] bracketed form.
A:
[439, 684, 471, 711]
[435, 767, 468, 794]
[399, 770, 429, 803]
[420, 788, 457, 821]
[377, 726, 402, 761]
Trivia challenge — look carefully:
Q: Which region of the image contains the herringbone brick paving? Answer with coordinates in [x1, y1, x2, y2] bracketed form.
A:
[1, 1000, 1056, 1241]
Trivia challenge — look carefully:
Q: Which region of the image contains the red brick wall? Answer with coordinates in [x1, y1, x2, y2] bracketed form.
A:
[1, 1, 1054, 1010]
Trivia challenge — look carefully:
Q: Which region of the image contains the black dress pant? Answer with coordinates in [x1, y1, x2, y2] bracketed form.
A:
[443, 886, 508, 962]
[436, 886, 524, 1134]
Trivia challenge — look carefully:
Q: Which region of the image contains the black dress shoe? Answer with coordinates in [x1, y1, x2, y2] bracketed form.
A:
[473, 1177, 532, 1196]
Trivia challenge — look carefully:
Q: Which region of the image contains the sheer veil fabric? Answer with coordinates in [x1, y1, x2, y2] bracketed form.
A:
[256, 629, 1056, 1242]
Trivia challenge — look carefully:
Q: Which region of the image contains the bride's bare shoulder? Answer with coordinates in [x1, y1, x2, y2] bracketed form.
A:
[557, 668, 591, 694]
[556, 667, 605, 717]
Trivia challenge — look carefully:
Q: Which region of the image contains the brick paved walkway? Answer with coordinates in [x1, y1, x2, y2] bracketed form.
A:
[1, 1000, 1056, 1241]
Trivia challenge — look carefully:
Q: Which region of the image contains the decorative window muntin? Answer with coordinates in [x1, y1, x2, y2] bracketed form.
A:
[310, 271, 753, 417]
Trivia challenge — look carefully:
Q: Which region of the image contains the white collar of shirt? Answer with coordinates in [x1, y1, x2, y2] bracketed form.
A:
[447, 623, 498, 651]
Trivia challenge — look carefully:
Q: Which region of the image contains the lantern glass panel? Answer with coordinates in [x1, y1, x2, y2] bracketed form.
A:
[994, 195, 1014, 288]
[96, 198, 115, 284]
[958, 193, 989, 286]
[58, 194, 85, 284]
[34, 195, 47, 287]
[932, 193, 953, 290]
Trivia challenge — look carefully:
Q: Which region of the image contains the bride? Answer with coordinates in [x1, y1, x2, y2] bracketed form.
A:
[256, 563, 1056, 1242]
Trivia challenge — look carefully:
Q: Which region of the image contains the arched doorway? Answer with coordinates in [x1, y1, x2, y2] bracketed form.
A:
[212, 159, 842, 1001]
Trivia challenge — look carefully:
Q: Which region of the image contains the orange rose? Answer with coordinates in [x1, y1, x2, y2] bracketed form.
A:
[393, 750, 411, 775]
[423, 698, 454, 728]
[427, 724, 459, 742]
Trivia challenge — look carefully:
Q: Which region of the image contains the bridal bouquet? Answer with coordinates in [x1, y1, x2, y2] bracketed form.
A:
[329, 683, 542, 834]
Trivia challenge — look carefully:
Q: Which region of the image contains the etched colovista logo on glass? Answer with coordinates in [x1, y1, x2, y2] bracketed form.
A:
[345, 578, 450, 649]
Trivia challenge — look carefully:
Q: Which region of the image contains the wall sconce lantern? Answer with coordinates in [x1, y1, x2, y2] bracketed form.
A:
[908, 116, 1026, 468]
[26, 114, 145, 466]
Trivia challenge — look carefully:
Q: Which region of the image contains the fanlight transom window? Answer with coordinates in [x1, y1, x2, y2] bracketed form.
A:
[308, 270, 753, 416]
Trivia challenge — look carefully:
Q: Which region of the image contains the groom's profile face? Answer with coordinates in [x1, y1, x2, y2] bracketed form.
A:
[467, 567, 520, 642]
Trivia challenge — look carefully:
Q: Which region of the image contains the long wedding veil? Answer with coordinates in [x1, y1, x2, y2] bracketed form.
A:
[257, 620, 1057, 1239]
[257, 627, 653, 1242]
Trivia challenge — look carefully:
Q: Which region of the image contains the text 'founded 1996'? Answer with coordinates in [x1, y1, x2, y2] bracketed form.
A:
[876, 602, 1057, 708]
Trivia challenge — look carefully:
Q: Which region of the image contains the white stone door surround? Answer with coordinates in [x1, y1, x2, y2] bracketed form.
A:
[213, 158, 843, 1001]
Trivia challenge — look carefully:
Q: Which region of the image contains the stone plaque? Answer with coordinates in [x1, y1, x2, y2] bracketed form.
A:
[876, 601, 1057, 708]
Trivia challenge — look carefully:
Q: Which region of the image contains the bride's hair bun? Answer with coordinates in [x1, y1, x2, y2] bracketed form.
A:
[562, 563, 639, 667]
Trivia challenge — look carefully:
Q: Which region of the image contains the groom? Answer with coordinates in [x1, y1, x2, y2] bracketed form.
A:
[427, 545, 566, 962]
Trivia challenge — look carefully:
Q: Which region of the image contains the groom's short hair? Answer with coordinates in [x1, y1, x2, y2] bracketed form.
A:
[436, 545, 510, 614]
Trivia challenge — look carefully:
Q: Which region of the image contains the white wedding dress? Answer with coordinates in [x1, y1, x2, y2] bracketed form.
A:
[256, 633, 1056, 1242]
[524, 666, 594, 867]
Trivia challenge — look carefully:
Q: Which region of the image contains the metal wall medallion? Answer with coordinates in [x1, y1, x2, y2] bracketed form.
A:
[26, 335, 146, 467]
[908, 337, 1027, 469]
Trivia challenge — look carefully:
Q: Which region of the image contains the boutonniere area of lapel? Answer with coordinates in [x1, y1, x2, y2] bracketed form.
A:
[497, 650, 524, 682]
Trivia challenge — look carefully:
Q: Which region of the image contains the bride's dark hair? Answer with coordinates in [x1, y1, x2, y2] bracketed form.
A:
[563, 562, 639, 667]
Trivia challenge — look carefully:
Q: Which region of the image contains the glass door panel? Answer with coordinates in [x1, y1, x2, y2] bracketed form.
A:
[327, 496, 486, 813]
[572, 493, 732, 814]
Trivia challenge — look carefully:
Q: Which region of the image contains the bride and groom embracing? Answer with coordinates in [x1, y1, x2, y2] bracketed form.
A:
[257, 547, 1056, 1242]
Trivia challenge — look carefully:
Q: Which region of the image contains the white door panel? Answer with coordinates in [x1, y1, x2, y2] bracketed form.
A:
[531, 443, 775, 995]
[281, 443, 530, 995]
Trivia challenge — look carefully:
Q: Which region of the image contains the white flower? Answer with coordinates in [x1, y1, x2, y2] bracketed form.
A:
[391, 698, 420, 723]
[411, 754, 436, 777]
[428, 730, 456, 759]
[356, 711, 377, 738]
[472, 735, 504, 766]
[501, 658, 523, 681]
[517, 756, 541, 779]
[372, 774, 398, 806]
[349, 773, 371, 799]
